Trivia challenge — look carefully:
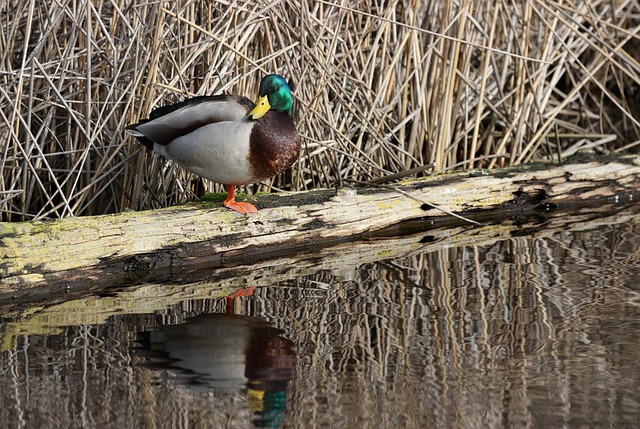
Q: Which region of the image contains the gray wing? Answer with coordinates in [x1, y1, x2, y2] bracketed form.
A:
[127, 95, 255, 146]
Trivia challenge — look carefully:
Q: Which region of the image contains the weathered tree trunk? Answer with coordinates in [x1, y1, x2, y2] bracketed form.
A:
[1, 155, 639, 297]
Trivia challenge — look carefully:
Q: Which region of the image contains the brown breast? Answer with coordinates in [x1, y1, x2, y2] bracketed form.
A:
[248, 111, 301, 181]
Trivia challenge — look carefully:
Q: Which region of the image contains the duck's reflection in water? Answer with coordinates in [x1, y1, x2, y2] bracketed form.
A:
[135, 312, 296, 428]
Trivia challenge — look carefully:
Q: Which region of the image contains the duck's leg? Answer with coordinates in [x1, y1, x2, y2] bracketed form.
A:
[223, 185, 258, 214]
[226, 286, 257, 314]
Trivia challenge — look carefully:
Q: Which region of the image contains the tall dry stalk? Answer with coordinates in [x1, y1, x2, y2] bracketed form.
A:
[1, 0, 639, 220]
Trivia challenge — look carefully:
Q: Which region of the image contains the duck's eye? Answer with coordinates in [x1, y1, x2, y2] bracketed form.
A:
[274, 85, 280, 92]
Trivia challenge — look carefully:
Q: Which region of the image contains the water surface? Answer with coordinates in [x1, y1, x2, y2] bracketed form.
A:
[1, 217, 640, 428]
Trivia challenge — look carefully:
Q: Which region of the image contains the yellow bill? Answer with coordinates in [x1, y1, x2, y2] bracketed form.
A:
[249, 95, 271, 119]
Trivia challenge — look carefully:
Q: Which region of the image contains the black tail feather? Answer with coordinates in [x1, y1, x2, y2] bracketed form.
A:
[125, 125, 154, 150]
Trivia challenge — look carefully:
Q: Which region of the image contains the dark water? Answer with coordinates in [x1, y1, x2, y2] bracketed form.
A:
[1, 218, 640, 428]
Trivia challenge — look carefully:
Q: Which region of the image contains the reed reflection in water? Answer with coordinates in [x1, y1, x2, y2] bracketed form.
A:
[1, 220, 639, 428]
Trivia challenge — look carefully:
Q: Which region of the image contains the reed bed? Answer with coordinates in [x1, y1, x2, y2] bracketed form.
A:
[1, 0, 639, 220]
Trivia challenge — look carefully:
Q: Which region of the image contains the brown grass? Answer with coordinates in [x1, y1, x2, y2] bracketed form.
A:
[1, 0, 640, 220]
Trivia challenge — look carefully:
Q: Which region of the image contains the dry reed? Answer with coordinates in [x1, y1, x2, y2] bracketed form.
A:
[1, 0, 639, 220]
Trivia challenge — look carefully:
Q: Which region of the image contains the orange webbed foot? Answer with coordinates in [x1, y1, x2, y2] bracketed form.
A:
[224, 199, 258, 215]
[226, 286, 257, 314]
[228, 286, 257, 299]
[224, 186, 258, 215]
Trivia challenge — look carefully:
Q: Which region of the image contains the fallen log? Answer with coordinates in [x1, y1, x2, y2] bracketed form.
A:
[1, 155, 640, 295]
[1, 203, 638, 350]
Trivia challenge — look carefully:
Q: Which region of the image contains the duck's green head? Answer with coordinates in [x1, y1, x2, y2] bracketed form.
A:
[249, 74, 293, 119]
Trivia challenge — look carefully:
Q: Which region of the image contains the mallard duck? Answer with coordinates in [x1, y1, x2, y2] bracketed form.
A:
[126, 74, 301, 214]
